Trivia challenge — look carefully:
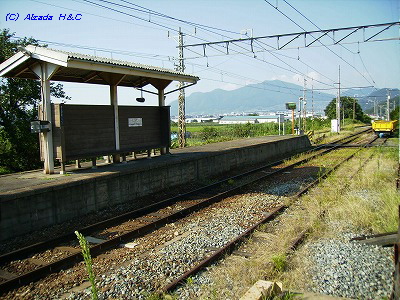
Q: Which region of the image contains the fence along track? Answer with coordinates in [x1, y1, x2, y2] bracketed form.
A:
[0, 128, 373, 294]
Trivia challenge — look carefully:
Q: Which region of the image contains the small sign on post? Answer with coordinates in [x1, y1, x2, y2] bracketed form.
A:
[30, 120, 51, 133]
[128, 118, 142, 127]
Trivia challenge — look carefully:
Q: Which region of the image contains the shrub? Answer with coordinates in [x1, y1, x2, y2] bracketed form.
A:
[200, 126, 219, 141]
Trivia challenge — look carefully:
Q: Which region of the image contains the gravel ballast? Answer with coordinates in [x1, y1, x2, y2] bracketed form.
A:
[305, 229, 393, 299]
[65, 181, 297, 299]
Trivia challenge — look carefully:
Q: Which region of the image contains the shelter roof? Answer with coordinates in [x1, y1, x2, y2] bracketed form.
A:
[0, 45, 199, 90]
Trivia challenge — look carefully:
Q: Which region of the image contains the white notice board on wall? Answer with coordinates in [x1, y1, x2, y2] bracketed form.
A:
[128, 118, 142, 127]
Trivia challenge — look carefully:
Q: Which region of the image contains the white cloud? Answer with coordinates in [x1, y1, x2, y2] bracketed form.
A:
[221, 83, 241, 90]
[271, 75, 289, 81]
[291, 72, 321, 85]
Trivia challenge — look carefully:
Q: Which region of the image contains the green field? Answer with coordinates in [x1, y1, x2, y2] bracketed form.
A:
[170, 118, 364, 148]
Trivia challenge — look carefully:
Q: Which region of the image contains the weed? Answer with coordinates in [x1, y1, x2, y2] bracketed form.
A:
[262, 291, 297, 300]
[75, 231, 98, 300]
[186, 276, 194, 285]
[271, 254, 287, 272]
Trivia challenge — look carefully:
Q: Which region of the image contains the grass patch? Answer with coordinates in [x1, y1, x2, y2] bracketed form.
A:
[271, 254, 287, 272]
[183, 143, 398, 298]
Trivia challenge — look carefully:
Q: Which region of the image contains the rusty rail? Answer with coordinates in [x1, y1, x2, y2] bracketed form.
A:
[161, 131, 379, 293]
[0, 128, 373, 294]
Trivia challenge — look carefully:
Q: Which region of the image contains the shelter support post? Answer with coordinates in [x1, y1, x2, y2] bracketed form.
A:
[91, 157, 97, 169]
[42, 78, 54, 174]
[110, 84, 120, 163]
[158, 89, 168, 155]
[32, 62, 59, 174]
[158, 89, 165, 106]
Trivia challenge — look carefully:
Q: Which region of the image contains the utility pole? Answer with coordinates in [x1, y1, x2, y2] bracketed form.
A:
[336, 66, 341, 132]
[303, 78, 307, 132]
[177, 29, 186, 148]
[311, 80, 314, 131]
[387, 89, 391, 121]
[298, 96, 303, 133]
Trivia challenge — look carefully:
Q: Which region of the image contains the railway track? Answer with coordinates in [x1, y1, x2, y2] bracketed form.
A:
[163, 134, 388, 294]
[0, 128, 379, 296]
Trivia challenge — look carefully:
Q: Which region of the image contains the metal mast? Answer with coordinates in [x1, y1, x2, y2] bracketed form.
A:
[303, 78, 307, 132]
[336, 66, 341, 132]
[177, 29, 186, 147]
[311, 80, 314, 130]
[387, 89, 391, 121]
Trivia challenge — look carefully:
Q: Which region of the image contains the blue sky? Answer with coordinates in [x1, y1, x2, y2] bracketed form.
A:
[1, 0, 399, 107]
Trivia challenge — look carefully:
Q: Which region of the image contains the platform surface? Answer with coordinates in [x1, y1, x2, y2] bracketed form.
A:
[0, 135, 296, 196]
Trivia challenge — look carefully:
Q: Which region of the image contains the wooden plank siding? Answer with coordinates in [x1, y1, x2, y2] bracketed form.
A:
[61, 104, 115, 158]
[119, 106, 162, 151]
[43, 104, 170, 163]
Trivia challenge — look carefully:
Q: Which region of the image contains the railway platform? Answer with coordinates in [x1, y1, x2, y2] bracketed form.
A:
[0, 135, 311, 241]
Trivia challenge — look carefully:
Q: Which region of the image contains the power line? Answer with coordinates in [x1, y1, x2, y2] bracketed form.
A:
[117, 0, 242, 36]
[81, 0, 178, 32]
[31, 0, 168, 32]
[357, 50, 376, 85]
[79, 0, 240, 56]
[263, 0, 376, 86]
[29, 0, 380, 100]
[282, 0, 357, 55]
[12, 37, 171, 59]
[78, 0, 336, 91]
[282, 0, 376, 87]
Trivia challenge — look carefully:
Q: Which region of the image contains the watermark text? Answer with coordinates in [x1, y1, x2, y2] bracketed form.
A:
[6, 13, 82, 21]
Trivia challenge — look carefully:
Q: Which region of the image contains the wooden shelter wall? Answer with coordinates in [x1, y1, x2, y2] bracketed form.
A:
[61, 105, 116, 159]
[46, 104, 170, 162]
[118, 106, 169, 151]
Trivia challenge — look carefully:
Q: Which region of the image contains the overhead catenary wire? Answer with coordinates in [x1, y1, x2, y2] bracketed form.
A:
[113, 0, 242, 35]
[282, 0, 377, 87]
[8, 34, 319, 100]
[31, 0, 171, 32]
[27, 0, 383, 103]
[77, 0, 338, 91]
[81, 0, 365, 92]
[79, 0, 241, 55]
[282, 0, 357, 55]
[264, 0, 376, 86]
[11, 36, 174, 61]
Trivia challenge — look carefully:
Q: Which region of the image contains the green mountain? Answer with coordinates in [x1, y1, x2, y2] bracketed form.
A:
[357, 88, 400, 113]
[169, 80, 335, 116]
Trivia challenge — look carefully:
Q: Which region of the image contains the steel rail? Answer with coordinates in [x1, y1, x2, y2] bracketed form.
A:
[0, 128, 370, 264]
[0, 128, 372, 294]
[162, 133, 379, 293]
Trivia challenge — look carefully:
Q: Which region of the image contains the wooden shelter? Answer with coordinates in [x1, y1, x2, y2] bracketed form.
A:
[0, 45, 199, 174]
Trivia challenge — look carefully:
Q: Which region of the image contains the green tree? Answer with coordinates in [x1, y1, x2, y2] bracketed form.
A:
[0, 29, 70, 173]
[324, 96, 370, 123]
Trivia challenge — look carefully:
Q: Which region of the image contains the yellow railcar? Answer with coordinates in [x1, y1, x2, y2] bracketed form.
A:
[372, 120, 398, 137]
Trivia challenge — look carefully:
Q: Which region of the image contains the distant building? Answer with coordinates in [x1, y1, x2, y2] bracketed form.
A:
[170, 117, 220, 123]
[219, 115, 285, 124]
